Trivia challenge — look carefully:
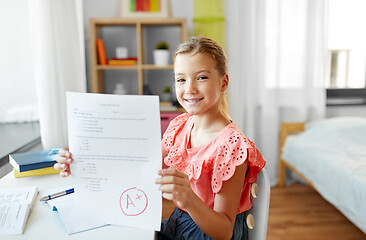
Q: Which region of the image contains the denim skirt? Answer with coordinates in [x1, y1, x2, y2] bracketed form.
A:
[157, 207, 248, 240]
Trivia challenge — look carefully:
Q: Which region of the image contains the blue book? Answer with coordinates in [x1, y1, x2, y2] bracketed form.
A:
[9, 148, 61, 172]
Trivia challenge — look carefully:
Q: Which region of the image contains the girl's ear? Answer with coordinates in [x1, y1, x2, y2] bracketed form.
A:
[221, 73, 229, 92]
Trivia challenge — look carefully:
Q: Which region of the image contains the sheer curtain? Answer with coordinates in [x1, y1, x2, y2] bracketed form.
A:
[0, 1, 38, 123]
[28, 0, 86, 149]
[193, 0, 226, 48]
[226, 0, 327, 185]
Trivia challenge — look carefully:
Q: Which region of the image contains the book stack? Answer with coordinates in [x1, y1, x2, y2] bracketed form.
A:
[96, 38, 137, 66]
[108, 57, 137, 65]
[9, 148, 62, 178]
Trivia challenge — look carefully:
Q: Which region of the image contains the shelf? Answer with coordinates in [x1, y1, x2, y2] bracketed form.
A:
[91, 18, 187, 26]
[96, 64, 174, 70]
[90, 18, 187, 95]
[96, 65, 139, 70]
[142, 64, 174, 70]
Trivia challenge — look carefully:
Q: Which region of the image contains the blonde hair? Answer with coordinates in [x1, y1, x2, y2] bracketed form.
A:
[173, 36, 230, 119]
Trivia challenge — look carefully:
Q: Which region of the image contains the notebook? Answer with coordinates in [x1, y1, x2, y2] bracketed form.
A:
[0, 186, 38, 235]
[13, 167, 62, 178]
[9, 148, 61, 172]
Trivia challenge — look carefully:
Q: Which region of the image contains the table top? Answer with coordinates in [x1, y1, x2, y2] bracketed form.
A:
[0, 172, 155, 240]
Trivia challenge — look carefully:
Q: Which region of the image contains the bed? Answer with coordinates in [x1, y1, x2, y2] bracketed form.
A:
[277, 116, 366, 234]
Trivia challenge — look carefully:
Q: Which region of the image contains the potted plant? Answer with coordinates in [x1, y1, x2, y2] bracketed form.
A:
[153, 41, 170, 66]
[161, 86, 172, 102]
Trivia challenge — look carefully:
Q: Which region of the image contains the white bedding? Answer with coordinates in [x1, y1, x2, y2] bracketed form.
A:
[281, 116, 366, 234]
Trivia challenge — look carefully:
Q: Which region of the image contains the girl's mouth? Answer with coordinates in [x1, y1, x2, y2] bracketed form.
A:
[184, 98, 203, 104]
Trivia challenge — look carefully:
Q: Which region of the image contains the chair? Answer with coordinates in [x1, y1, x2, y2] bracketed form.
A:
[245, 168, 271, 240]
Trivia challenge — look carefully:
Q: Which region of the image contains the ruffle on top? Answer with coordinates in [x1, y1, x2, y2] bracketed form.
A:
[162, 113, 266, 194]
[211, 133, 265, 193]
[162, 114, 189, 150]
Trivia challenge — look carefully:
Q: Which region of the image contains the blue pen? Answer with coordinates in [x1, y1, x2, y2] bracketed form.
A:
[40, 188, 74, 202]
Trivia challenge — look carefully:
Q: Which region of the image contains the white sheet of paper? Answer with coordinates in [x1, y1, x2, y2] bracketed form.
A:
[57, 200, 108, 234]
[66, 92, 162, 231]
[40, 185, 108, 234]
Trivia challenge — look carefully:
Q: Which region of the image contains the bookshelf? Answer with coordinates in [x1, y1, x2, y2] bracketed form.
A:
[89, 18, 187, 104]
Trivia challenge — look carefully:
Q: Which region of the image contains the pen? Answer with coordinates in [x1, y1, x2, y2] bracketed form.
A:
[39, 188, 74, 202]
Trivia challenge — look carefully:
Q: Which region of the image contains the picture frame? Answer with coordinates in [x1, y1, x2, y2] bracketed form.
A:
[120, 0, 171, 18]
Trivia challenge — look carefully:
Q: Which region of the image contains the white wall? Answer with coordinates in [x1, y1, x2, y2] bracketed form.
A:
[0, 0, 38, 123]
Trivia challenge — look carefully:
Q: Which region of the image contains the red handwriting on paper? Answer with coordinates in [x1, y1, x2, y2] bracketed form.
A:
[120, 187, 148, 216]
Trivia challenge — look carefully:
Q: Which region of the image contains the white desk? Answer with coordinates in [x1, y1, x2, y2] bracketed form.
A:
[0, 172, 155, 240]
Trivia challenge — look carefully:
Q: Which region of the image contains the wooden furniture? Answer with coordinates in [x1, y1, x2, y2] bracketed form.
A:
[277, 122, 306, 187]
[89, 18, 187, 95]
[0, 172, 156, 240]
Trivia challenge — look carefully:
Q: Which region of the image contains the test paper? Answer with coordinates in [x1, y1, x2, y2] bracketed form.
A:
[66, 92, 162, 231]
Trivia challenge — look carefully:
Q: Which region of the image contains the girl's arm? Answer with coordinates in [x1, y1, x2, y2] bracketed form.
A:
[157, 160, 248, 240]
[189, 162, 248, 240]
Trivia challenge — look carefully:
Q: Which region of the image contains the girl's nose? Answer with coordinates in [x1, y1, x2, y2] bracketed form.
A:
[185, 80, 197, 94]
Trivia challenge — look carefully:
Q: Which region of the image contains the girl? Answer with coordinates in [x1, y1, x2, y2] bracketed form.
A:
[55, 37, 265, 240]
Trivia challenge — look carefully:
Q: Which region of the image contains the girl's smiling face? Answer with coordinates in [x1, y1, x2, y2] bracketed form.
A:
[174, 53, 228, 117]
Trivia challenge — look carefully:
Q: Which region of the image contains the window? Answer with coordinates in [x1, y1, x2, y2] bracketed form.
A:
[326, 0, 366, 105]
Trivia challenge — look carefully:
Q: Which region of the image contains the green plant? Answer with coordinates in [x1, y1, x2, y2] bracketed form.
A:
[163, 86, 171, 93]
[155, 41, 170, 50]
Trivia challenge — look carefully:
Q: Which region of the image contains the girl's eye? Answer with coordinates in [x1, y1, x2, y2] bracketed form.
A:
[198, 76, 208, 80]
[176, 78, 185, 83]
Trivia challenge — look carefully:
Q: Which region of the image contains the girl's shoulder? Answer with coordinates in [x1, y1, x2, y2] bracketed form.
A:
[211, 124, 266, 191]
[162, 113, 191, 150]
[169, 113, 191, 126]
[213, 122, 250, 149]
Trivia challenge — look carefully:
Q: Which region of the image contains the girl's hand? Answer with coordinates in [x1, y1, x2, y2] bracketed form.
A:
[54, 147, 73, 177]
[156, 168, 195, 209]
